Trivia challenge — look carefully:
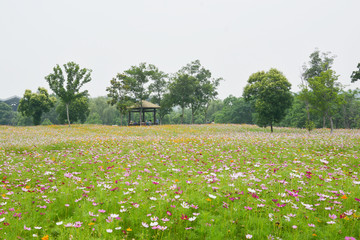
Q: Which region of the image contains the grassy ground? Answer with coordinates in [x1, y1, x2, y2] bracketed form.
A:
[0, 124, 359, 240]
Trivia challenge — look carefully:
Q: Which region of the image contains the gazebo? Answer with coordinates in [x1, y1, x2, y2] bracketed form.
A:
[128, 100, 160, 126]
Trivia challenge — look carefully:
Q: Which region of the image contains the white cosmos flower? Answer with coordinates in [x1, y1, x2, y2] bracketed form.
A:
[0, 217, 5, 222]
[56, 221, 63, 225]
[189, 217, 196, 221]
[208, 194, 217, 199]
[150, 222, 158, 226]
[106, 229, 113, 233]
[181, 201, 190, 208]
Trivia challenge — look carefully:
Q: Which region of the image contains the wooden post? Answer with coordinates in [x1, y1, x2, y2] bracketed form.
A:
[154, 109, 157, 125]
[128, 111, 131, 125]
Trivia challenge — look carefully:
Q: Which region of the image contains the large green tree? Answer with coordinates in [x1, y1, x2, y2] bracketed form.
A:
[168, 73, 196, 124]
[106, 74, 133, 125]
[243, 69, 292, 132]
[45, 62, 92, 127]
[306, 70, 343, 133]
[351, 63, 360, 83]
[300, 49, 336, 128]
[18, 88, 56, 125]
[179, 60, 222, 124]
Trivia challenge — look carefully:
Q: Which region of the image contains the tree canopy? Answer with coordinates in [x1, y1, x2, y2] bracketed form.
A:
[18, 88, 56, 125]
[45, 62, 92, 126]
[243, 69, 292, 132]
[351, 63, 360, 83]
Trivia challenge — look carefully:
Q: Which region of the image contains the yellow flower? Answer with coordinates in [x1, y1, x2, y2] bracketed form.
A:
[206, 198, 211, 202]
[312, 233, 317, 236]
[88, 222, 95, 225]
[341, 195, 347, 199]
[127, 227, 132, 231]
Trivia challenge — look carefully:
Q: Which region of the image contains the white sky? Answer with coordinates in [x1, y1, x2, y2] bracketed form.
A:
[1, 0, 359, 100]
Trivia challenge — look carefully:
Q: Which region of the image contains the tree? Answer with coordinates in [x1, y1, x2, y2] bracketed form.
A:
[148, 66, 170, 124]
[56, 96, 90, 124]
[107, 63, 156, 125]
[179, 60, 222, 124]
[0, 102, 15, 125]
[243, 69, 293, 132]
[168, 73, 196, 124]
[45, 62, 92, 127]
[300, 49, 336, 128]
[351, 63, 360, 83]
[18, 88, 56, 125]
[307, 70, 343, 133]
[106, 74, 133, 125]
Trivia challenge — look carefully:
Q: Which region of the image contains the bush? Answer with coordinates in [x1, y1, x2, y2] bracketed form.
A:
[41, 118, 53, 125]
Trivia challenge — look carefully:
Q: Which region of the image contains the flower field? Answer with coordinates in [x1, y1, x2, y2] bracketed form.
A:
[0, 124, 359, 240]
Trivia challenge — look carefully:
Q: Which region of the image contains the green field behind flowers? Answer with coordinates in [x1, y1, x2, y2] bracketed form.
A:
[0, 124, 359, 240]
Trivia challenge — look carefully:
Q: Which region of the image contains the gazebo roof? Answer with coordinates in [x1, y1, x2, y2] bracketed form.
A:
[128, 100, 160, 109]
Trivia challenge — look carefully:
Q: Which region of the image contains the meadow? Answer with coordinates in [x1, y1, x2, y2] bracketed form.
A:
[0, 124, 359, 240]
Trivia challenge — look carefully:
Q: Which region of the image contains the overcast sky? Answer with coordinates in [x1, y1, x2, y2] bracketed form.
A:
[1, 0, 359, 100]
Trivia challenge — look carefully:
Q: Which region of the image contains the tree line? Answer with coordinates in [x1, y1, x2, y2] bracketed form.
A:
[0, 49, 359, 132]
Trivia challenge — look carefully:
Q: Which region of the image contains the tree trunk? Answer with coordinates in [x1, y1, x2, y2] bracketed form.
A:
[323, 115, 326, 128]
[329, 116, 334, 134]
[204, 105, 209, 124]
[306, 102, 310, 123]
[191, 109, 194, 124]
[66, 103, 71, 127]
[270, 122, 273, 133]
[181, 107, 184, 124]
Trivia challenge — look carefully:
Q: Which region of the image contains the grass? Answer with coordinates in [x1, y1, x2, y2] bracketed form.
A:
[0, 124, 359, 240]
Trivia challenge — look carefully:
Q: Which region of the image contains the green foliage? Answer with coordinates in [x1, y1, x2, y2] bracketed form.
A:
[85, 112, 103, 124]
[0, 102, 15, 125]
[56, 96, 89, 124]
[279, 94, 306, 128]
[45, 62, 92, 126]
[302, 49, 335, 81]
[168, 73, 196, 124]
[351, 63, 360, 83]
[214, 96, 253, 124]
[149, 67, 170, 124]
[307, 70, 343, 133]
[107, 63, 158, 125]
[41, 118, 53, 125]
[304, 120, 315, 132]
[243, 69, 293, 132]
[179, 60, 222, 124]
[18, 87, 56, 125]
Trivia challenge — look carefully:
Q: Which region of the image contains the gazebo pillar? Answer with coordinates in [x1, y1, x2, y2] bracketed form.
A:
[154, 109, 157, 125]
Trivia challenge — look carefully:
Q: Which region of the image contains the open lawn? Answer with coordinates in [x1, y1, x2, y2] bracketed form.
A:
[0, 124, 359, 240]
